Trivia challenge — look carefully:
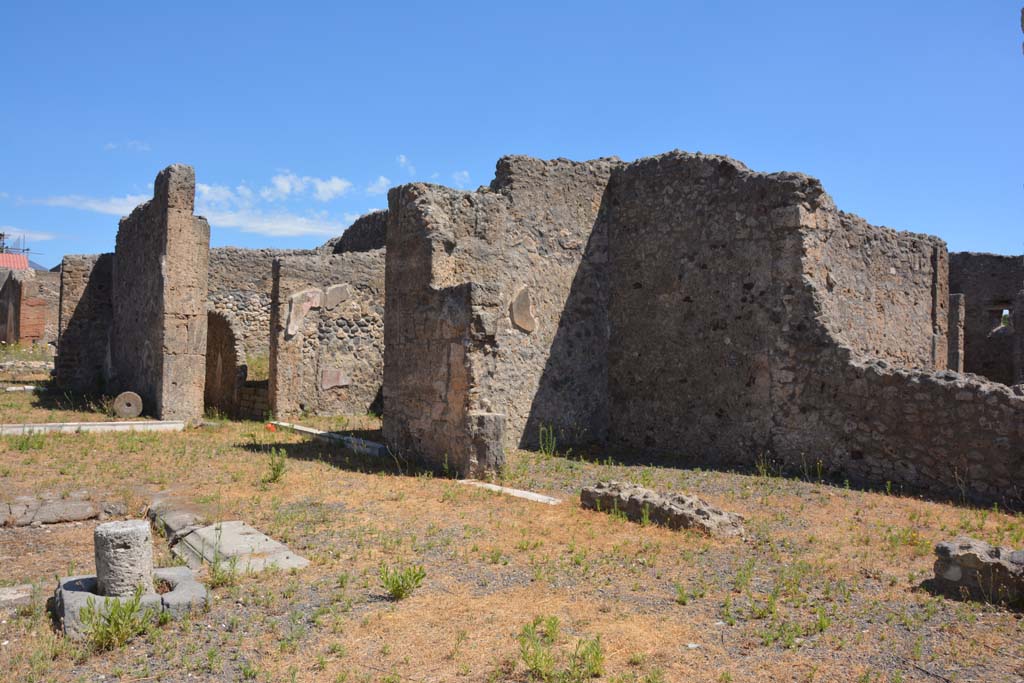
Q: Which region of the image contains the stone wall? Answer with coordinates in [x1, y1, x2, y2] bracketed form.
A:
[56, 254, 114, 394]
[111, 165, 210, 422]
[383, 157, 619, 475]
[0, 270, 60, 346]
[604, 152, 1022, 507]
[208, 247, 312, 362]
[384, 150, 1024, 505]
[268, 250, 385, 417]
[949, 252, 1024, 385]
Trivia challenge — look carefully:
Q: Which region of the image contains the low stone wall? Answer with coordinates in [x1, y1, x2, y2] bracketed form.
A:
[237, 381, 269, 420]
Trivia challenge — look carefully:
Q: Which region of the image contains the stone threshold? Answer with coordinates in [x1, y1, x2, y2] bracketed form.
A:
[270, 420, 388, 457]
[0, 421, 184, 435]
[458, 480, 562, 505]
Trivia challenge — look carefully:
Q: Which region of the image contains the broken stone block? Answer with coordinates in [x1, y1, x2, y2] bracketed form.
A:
[154, 566, 208, 617]
[933, 537, 1024, 604]
[580, 481, 744, 537]
[174, 521, 310, 572]
[285, 288, 323, 337]
[54, 575, 162, 640]
[509, 286, 536, 333]
[94, 520, 154, 597]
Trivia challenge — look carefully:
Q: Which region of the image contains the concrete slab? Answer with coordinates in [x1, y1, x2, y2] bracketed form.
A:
[174, 521, 309, 572]
[3, 385, 40, 393]
[0, 421, 185, 436]
[458, 480, 562, 505]
[271, 420, 387, 458]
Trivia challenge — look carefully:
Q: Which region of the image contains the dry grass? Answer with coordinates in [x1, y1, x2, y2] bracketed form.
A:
[2, 392, 1023, 682]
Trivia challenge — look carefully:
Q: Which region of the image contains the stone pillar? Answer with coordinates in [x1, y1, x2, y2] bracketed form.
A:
[94, 520, 154, 597]
[948, 294, 965, 373]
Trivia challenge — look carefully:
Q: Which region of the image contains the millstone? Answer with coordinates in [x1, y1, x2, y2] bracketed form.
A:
[94, 520, 154, 597]
[113, 391, 143, 418]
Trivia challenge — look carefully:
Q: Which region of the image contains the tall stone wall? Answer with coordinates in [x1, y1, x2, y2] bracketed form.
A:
[606, 152, 1023, 507]
[208, 247, 312, 361]
[111, 164, 210, 422]
[383, 157, 618, 475]
[383, 150, 1024, 505]
[949, 252, 1024, 385]
[268, 250, 385, 417]
[56, 254, 114, 394]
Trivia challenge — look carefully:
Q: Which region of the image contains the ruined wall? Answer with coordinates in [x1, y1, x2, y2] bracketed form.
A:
[384, 157, 618, 475]
[949, 252, 1024, 385]
[0, 270, 60, 346]
[269, 250, 385, 417]
[111, 165, 210, 422]
[814, 213, 948, 369]
[321, 211, 387, 254]
[56, 254, 114, 394]
[605, 151, 1022, 507]
[208, 247, 312, 362]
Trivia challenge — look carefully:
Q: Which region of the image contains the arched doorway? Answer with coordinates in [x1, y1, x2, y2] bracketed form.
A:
[205, 310, 245, 417]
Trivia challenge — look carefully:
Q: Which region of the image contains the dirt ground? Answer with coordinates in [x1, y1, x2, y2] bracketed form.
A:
[1, 390, 1023, 683]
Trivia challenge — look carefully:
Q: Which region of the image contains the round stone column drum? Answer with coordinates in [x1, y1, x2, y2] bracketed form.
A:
[94, 520, 154, 597]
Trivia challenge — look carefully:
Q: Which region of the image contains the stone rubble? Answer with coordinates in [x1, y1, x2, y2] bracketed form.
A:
[933, 536, 1024, 604]
[580, 481, 744, 538]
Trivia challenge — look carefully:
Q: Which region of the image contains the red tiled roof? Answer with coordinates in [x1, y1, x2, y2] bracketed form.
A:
[0, 253, 29, 270]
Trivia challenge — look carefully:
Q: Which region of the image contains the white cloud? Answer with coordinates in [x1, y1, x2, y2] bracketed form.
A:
[397, 154, 416, 175]
[201, 208, 345, 237]
[196, 183, 236, 205]
[0, 226, 56, 242]
[452, 170, 471, 188]
[309, 176, 352, 201]
[34, 194, 150, 216]
[104, 140, 150, 152]
[260, 172, 351, 202]
[366, 176, 391, 195]
[260, 172, 305, 201]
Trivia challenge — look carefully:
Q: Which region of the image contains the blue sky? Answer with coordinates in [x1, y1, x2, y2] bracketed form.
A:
[0, 2, 1020, 269]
